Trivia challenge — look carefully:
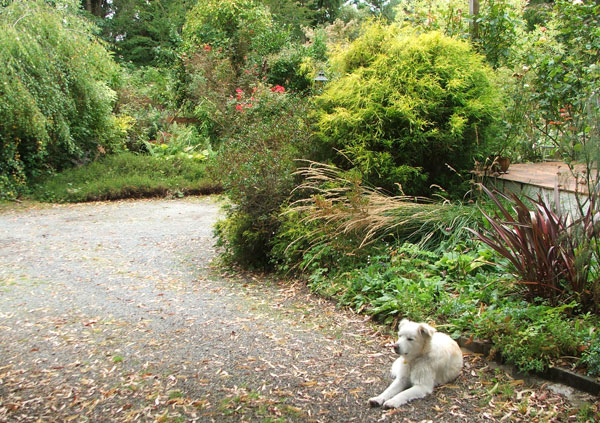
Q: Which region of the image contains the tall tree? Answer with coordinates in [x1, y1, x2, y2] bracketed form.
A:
[99, 0, 192, 65]
[347, 0, 400, 21]
[307, 0, 343, 24]
[261, 0, 313, 37]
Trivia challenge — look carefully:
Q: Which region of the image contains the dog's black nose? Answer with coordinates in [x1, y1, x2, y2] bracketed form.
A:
[393, 344, 400, 355]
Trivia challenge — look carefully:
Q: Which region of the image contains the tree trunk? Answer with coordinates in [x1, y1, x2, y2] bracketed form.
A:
[470, 0, 480, 40]
[83, 0, 105, 17]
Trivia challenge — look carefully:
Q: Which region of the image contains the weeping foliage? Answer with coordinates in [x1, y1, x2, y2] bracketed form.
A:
[314, 24, 504, 197]
[0, 0, 122, 198]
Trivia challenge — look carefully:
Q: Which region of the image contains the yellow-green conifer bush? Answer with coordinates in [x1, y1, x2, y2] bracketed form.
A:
[314, 24, 504, 196]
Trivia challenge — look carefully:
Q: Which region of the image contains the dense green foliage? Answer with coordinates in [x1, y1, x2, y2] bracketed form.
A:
[522, 0, 600, 161]
[0, 0, 121, 199]
[31, 152, 219, 203]
[182, 0, 280, 75]
[210, 86, 312, 267]
[314, 25, 503, 196]
[98, 0, 192, 66]
[277, 230, 600, 373]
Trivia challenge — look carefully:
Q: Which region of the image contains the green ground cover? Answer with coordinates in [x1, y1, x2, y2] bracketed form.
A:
[30, 152, 220, 203]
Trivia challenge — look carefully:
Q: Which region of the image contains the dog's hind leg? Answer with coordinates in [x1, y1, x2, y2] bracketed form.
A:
[368, 376, 410, 407]
[382, 383, 433, 409]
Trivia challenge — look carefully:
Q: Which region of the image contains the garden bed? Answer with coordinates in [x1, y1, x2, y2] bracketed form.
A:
[458, 337, 600, 396]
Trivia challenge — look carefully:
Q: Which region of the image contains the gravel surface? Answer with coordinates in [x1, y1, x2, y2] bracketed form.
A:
[0, 197, 596, 422]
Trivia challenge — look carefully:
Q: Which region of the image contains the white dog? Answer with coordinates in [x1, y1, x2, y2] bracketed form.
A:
[368, 319, 463, 409]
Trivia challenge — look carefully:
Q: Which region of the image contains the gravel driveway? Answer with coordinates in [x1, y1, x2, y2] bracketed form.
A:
[0, 197, 594, 422]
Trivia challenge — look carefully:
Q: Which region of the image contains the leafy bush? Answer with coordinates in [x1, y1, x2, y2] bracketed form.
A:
[31, 152, 220, 203]
[143, 122, 211, 160]
[265, 29, 328, 93]
[581, 331, 600, 377]
[314, 24, 503, 196]
[114, 66, 178, 152]
[0, 0, 122, 198]
[182, 0, 283, 76]
[210, 85, 312, 267]
[394, 0, 526, 68]
[496, 0, 600, 162]
[173, 47, 237, 145]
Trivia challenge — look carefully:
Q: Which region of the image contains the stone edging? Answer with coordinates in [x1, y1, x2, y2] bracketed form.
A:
[457, 337, 600, 396]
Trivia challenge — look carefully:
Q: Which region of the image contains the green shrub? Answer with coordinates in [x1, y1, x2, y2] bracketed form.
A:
[0, 0, 123, 198]
[395, 0, 527, 68]
[143, 122, 211, 159]
[113, 66, 179, 153]
[266, 47, 316, 93]
[31, 152, 219, 203]
[314, 24, 504, 196]
[581, 331, 600, 377]
[173, 47, 237, 145]
[265, 29, 328, 93]
[474, 302, 582, 373]
[210, 85, 312, 267]
[182, 0, 282, 76]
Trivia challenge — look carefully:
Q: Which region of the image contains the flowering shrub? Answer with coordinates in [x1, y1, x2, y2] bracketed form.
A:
[182, 0, 284, 76]
[210, 85, 311, 267]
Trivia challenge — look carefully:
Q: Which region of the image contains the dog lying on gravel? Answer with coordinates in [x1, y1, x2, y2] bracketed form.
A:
[368, 319, 463, 409]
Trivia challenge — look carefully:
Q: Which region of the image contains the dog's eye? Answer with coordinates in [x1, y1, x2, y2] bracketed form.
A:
[407, 337, 414, 341]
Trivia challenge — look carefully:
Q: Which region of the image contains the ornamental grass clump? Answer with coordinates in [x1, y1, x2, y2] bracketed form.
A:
[286, 161, 476, 255]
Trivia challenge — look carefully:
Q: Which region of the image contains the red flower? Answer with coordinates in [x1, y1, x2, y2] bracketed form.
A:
[271, 85, 285, 93]
[245, 103, 253, 108]
[235, 88, 244, 94]
[236, 104, 243, 111]
[204, 44, 212, 52]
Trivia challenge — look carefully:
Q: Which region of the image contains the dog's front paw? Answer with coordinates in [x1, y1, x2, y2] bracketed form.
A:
[382, 398, 405, 409]
[368, 396, 384, 407]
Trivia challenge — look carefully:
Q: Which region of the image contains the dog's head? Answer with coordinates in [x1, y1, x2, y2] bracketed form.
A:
[392, 319, 436, 359]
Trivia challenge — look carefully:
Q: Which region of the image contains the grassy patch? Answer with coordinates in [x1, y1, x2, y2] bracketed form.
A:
[30, 152, 222, 203]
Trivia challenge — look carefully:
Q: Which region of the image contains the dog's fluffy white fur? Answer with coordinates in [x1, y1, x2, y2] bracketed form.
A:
[368, 319, 463, 409]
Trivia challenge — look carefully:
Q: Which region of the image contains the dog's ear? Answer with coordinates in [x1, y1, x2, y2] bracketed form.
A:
[418, 324, 435, 339]
[398, 319, 409, 329]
